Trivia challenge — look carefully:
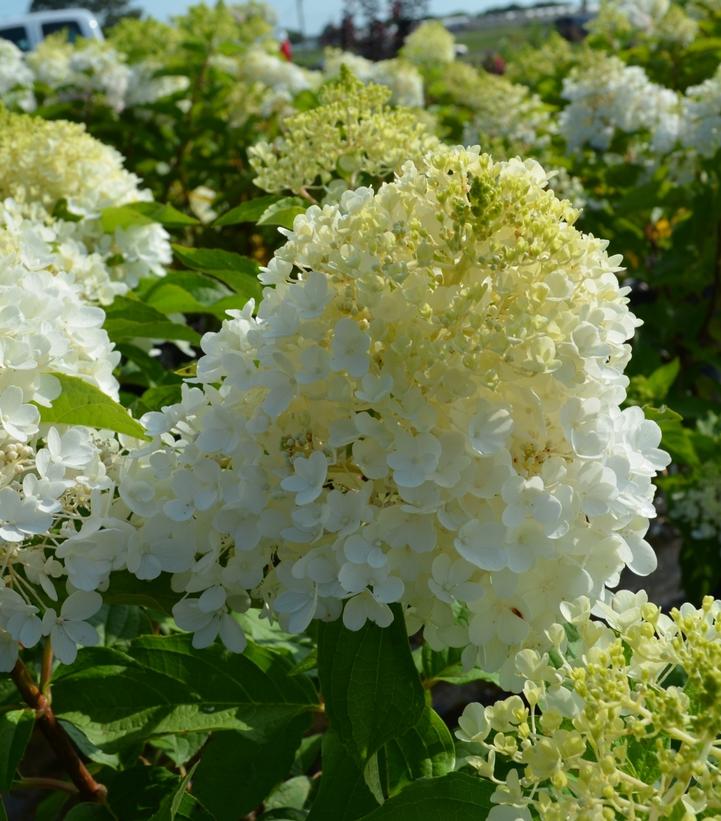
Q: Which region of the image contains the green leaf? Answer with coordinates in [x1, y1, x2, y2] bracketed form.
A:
[140, 384, 183, 412]
[306, 731, 380, 821]
[52, 634, 318, 752]
[102, 570, 177, 614]
[257, 197, 307, 229]
[192, 714, 309, 820]
[171, 245, 261, 298]
[148, 763, 198, 821]
[415, 645, 499, 687]
[214, 195, 281, 226]
[100, 203, 199, 232]
[359, 773, 494, 820]
[643, 404, 698, 468]
[38, 373, 148, 440]
[0, 708, 34, 790]
[383, 707, 455, 796]
[317, 604, 424, 765]
[150, 732, 208, 767]
[101, 205, 154, 232]
[104, 296, 201, 344]
[128, 201, 200, 228]
[265, 775, 312, 811]
[64, 806, 114, 820]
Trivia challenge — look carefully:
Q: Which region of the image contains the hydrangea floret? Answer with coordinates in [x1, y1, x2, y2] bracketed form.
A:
[458, 590, 721, 818]
[249, 69, 440, 197]
[117, 145, 669, 668]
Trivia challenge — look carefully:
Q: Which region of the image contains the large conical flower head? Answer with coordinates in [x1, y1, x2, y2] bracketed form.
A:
[122, 146, 669, 677]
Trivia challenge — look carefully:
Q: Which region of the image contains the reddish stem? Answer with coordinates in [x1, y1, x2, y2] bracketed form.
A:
[11, 659, 107, 803]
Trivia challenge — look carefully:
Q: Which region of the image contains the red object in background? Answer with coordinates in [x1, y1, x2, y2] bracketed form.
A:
[280, 38, 292, 61]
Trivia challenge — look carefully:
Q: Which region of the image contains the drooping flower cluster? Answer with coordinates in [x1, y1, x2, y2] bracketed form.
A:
[0, 41, 36, 113]
[249, 70, 439, 196]
[116, 146, 668, 667]
[0, 109, 170, 303]
[0, 219, 124, 670]
[324, 49, 424, 108]
[560, 55, 683, 157]
[400, 20, 456, 66]
[458, 591, 721, 818]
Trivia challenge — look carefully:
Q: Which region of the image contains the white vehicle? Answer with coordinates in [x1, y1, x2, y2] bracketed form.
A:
[0, 8, 103, 52]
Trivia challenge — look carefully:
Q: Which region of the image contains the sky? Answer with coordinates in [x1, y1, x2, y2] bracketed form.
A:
[0, 0, 540, 36]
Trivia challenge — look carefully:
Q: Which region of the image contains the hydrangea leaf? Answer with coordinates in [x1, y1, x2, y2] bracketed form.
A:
[0, 708, 34, 790]
[51, 635, 318, 752]
[39, 373, 148, 440]
[383, 707, 455, 796]
[171, 244, 261, 297]
[191, 715, 309, 821]
[256, 197, 307, 229]
[214, 195, 281, 226]
[359, 773, 494, 820]
[317, 604, 424, 765]
[306, 731, 380, 821]
[104, 296, 201, 344]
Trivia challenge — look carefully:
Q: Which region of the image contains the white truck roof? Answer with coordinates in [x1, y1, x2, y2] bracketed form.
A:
[0, 8, 103, 51]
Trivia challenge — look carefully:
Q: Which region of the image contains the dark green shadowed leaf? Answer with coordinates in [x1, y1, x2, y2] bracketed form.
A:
[0, 709, 34, 790]
[359, 772, 494, 820]
[317, 604, 424, 765]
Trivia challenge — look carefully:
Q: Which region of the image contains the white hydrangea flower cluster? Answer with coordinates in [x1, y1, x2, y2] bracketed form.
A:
[23, 35, 188, 112]
[461, 70, 555, 155]
[590, 0, 699, 45]
[116, 146, 668, 668]
[680, 64, 721, 160]
[0, 111, 171, 303]
[400, 20, 456, 65]
[0, 41, 36, 113]
[324, 49, 425, 108]
[560, 55, 683, 156]
[458, 591, 721, 818]
[0, 223, 123, 671]
[671, 463, 721, 541]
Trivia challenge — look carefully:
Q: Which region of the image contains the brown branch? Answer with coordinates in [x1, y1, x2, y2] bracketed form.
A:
[11, 659, 107, 803]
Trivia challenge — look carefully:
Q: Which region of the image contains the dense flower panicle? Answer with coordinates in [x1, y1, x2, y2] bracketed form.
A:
[560, 55, 683, 156]
[0, 110, 171, 301]
[400, 21, 456, 65]
[117, 145, 668, 664]
[590, 0, 699, 44]
[323, 49, 425, 108]
[458, 67, 555, 155]
[25, 36, 188, 112]
[27, 37, 131, 112]
[249, 70, 440, 195]
[459, 591, 721, 818]
[0, 41, 36, 112]
[0, 234, 123, 670]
